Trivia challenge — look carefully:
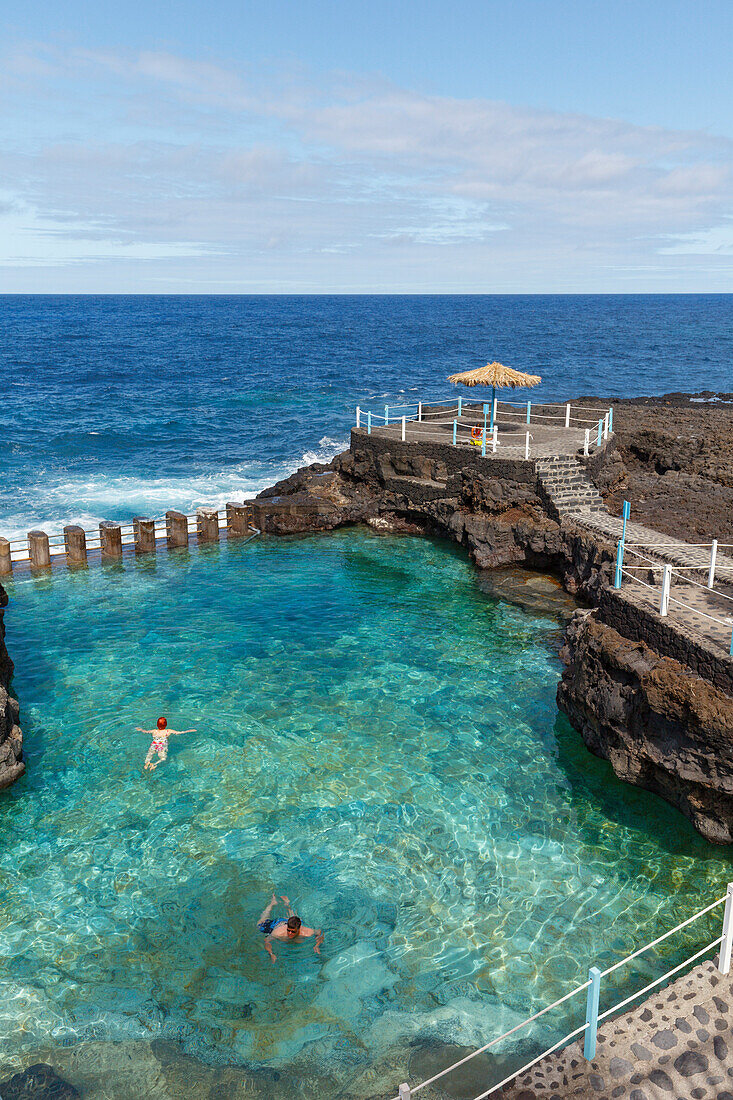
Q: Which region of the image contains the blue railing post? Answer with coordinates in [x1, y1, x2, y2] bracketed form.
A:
[453, 419, 457, 446]
[608, 406, 613, 432]
[621, 500, 630, 544]
[385, 405, 389, 426]
[584, 966, 601, 1060]
[597, 418, 602, 446]
[458, 396, 463, 417]
[367, 411, 372, 435]
[527, 401, 531, 424]
[614, 539, 623, 588]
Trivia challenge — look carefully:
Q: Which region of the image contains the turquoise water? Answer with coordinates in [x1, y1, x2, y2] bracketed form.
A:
[1, 531, 732, 1097]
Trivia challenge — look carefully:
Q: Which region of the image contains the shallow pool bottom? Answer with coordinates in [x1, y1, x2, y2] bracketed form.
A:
[1, 531, 730, 1098]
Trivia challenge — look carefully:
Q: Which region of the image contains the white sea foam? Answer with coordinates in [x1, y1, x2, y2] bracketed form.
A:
[1, 436, 348, 540]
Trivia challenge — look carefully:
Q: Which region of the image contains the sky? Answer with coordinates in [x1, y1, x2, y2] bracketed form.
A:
[1, 0, 732, 292]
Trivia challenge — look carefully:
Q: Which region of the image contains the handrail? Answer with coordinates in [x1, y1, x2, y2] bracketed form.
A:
[391, 885, 731, 1100]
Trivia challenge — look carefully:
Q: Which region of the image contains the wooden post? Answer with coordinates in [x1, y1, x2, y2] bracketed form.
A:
[197, 507, 219, 543]
[133, 517, 156, 553]
[226, 502, 250, 537]
[28, 530, 51, 570]
[0, 537, 12, 576]
[100, 521, 122, 560]
[64, 525, 87, 565]
[166, 510, 189, 549]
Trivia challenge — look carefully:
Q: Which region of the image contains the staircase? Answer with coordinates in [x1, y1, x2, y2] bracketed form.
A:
[535, 455, 608, 521]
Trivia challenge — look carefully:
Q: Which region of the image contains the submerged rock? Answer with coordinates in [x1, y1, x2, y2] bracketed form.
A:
[0, 1063, 79, 1099]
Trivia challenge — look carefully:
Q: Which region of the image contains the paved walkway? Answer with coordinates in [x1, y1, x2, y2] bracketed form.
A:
[502, 959, 733, 1099]
[570, 513, 733, 656]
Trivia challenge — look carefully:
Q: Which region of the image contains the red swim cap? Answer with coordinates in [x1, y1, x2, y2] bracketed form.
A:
[157, 716, 167, 730]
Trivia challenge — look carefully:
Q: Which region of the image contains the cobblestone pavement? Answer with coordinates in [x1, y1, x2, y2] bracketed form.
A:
[500, 960, 733, 1100]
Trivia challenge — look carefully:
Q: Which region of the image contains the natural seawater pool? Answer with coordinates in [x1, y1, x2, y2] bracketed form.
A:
[1, 529, 732, 1099]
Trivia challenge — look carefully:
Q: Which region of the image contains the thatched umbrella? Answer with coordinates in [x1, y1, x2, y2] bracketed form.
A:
[447, 361, 542, 410]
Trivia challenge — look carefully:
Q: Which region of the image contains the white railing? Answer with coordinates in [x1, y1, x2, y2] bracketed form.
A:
[391, 883, 733, 1100]
[356, 397, 613, 434]
[615, 544, 733, 656]
[354, 413, 604, 460]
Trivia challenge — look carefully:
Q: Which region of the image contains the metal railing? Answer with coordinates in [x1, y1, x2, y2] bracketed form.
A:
[354, 410, 610, 460]
[615, 544, 733, 656]
[356, 396, 613, 433]
[391, 883, 733, 1100]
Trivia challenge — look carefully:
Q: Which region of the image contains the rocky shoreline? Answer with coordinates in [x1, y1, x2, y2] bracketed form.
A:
[2, 392, 732, 843]
[0, 584, 23, 791]
[251, 392, 733, 843]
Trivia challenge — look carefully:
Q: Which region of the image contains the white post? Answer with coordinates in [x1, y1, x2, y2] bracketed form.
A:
[524, 431, 530, 460]
[399, 1086, 411, 1100]
[401, 415, 406, 442]
[719, 882, 733, 975]
[565, 403, 571, 428]
[356, 406, 361, 428]
[492, 425, 498, 453]
[603, 413, 609, 440]
[418, 401, 422, 422]
[708, 539, 718, 589]
[584, 429, 590, 456]
[659, 564, 672, 617]
[492, 395, 498, 425]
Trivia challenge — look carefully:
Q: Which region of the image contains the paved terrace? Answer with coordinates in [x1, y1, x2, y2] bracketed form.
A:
[363, 400, 733, 659]
[367, 401, 605, 458]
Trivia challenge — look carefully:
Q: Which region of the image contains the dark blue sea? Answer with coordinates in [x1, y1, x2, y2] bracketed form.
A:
[3, 294, 732, 538]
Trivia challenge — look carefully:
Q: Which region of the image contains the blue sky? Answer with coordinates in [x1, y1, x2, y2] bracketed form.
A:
[2, 0, 732, 291]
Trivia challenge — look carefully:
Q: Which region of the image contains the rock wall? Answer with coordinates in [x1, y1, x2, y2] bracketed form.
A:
[255, 427, 733, 842]
[558, 610, 733, 843]
[0, 582, 24, 791]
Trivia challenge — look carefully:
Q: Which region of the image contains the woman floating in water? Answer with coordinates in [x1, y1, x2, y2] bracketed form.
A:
[137, 717, 196, 771]
[256, 893, 324, 964]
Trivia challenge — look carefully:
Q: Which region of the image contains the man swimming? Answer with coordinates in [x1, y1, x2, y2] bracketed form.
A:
[256, 893, 324, 964]
[137, 717, 196, 771]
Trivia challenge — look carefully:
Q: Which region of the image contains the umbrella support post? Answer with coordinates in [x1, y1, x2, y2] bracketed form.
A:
[492, 396, 497, 428]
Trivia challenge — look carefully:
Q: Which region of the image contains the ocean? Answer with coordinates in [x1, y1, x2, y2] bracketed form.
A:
[2, 294, 732, 539]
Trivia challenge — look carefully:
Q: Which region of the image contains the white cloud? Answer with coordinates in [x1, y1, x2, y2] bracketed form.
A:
[0, 43, 731, 289]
